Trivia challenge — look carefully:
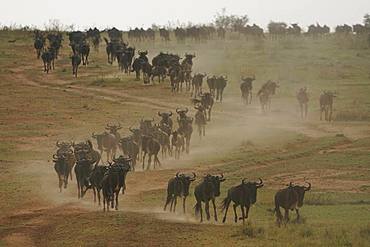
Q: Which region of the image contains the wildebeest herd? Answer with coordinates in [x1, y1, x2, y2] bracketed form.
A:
[45, 25, 346, 227]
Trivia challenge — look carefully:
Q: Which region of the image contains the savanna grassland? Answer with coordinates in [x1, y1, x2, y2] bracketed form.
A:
[0, 30, 370, 247]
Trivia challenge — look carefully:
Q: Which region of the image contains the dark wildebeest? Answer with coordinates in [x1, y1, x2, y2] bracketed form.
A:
[87, 165, 108, 205]
[320, 91, 335, 122]
[215, 75, 228, 102]
[181, 53, 195, 91]
[240, 76, 255, 105]
[297, 87, 309, 119]
[194, 174, 226, 222]
[192, 92, 214, 121]
[221, 178, 264, 224]
[158, 111, 173, 131]
[257, 80, 279, 113]
[53, 154, 71, 192]
[119, 47, 135, 73]
[34, 37, 45, 59]
[119, 137, 139, 171]
[171, 130, 185, 159]
[73, 140, 101, 199]
[176, 110, 193, 154]
[141, 135, 161, 170]
[41, 48, 55, 73]
[78, 42, 90, 66]
[194, 105, 207, 139]
[191, 73, 206, 97]
[142, 61, 153, 84]
[92, 124, 122, 162]
[164, 172, 196, 213]
[55, 141, 75, 181]
[169, 65, 183, 92]
[207, 76, 216, 96]
[129, 127, 143, 157]
[101, 156, 131, 211]
[274, 181, 311, 226]
[151, 65, 167, 83]
[71, 54, 81, 78]
[153, 125, 171, 158]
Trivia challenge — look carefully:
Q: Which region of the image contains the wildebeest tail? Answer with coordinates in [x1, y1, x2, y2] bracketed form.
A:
[274, 198, 283, 219]
[220, 196, 231, 212]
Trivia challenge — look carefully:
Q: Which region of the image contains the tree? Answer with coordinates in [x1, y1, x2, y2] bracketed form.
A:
[214, 8, 248, 30]
[364, 14, 370, 27]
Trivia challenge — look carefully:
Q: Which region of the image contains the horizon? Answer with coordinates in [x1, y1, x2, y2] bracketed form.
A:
[1, 0, 370, 31]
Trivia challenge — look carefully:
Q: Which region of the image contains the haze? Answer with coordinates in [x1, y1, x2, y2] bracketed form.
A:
[1, 0, 370, 30]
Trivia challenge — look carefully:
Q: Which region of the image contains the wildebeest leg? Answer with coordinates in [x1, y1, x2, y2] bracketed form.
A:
[93, 187, 97, 203]
[164, 194, 172, 211]
[295, 208, 300, 222]
[212, 199, 218, 222]
[241, 206, 245, 224]
[304, 103, 308, 119]
[249, 92, 252, 104]
[115, 191, 119, 210]
[142, 152, 146, 170]
[173, 196, 177, 212]
[220, 89, 224, 102]
[147, 154, 152, 170]
[183, 197, 186, 213]
[202, 125, 205, 137]
[284, 209, 290, 223]
[155, 155, 161, 167]
[97, 189, 101, 206]
[233, 204, 238, 223]
[329, 105, 333, 122]
[76, 178, 80, 198]
[205, 201, 210, 221]
[222, 199, 231, 223]
[58, 174, 63, 192]
[198, 125, 201, 139]
[320, 107, 323, 121]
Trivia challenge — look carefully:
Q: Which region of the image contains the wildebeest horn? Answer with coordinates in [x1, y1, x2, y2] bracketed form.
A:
[53, 154, 58, 160]
[256, 178, 264, 187]
[304, 181, 311, 191]
[176, 171, 180, 178]
[56, 140, 61, 147]
[176, 108, 181, 113]
[158, 111, 162, 116]
[242, 178, 248, 184]
[191, 172, 196, 179]
[169, 111, 172, 116]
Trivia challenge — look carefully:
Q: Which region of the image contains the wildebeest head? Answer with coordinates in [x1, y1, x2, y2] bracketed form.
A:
[105, 123, 122, 134]
[242, 178, 264, 204]
[288, 181, 311, 207]
[158, 111, 173, 122]
[112, 155, 132, 171]
[176, 107, 188, 120]
[205, 174, 226, 197]
[241, 75, 256, 84]
[176, 172, 196, 195]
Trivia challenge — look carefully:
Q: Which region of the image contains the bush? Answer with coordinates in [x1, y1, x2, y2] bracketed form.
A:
[242, 222, 265, 238]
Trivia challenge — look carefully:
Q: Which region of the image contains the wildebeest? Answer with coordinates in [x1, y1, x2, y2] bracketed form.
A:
[141, 135, 161, 170]
[274, 181, 311, 226]
[320, 91, 335, 122]
[71, 54, 81, 78]
[177, 112, 193, 154]
[159, 28, 170, 41]
[87, 165, 108, 205]
[34, 36, 45, 59]
[142, 61, 153, 84]
[153, 125, 171, 158]
[92, 124, 122, 162]
[53, 154, 71, 192]
[171, 130, 185, 159]
[240, 76, 255, 105]
[158, 111, 173, 131]
[101, 156, 131, 211]
[181, 54, 195, 90]
[151, 65, 167, 83]
[215, 75, 228, 102]
[207, 76, 216, 96]
[194, 105, 206, 139]
[73, 140, 101, 198]
[169, 65, 183, 92]
[119, 136, 139, 171]
[164, 172, 196, 213]
[86, 27, 101, 51]
[55, 141, 76, 181]
[47, 33, 63, 59]
[192, 92, 214, 121]
[257, 80, 279, 113]
[191, 73, 206, 97]
[221, 178, 264, 224]
[78, 43, 90, 66]
[297, 87, 309, 119]
[194, 174, 226, 222]
[41, 48, 55, 73]
[118, 47, 135, 73]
